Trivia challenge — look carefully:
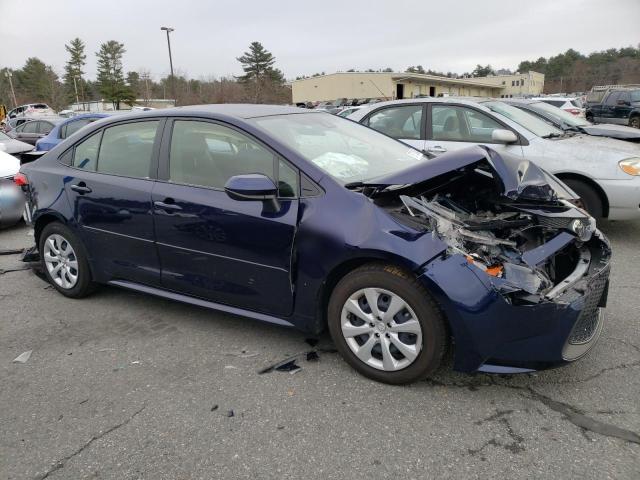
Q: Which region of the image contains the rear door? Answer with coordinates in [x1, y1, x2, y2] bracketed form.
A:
[360, 104, 426, 152]
[63, 119, 164, 286]
[599, 91, 621, 124]
[152, 118, 299, 316]
[424, 103, 524, 157]
[15, 121, 40, 145]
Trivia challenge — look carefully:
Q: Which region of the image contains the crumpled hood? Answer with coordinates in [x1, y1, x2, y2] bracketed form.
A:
[363, 145, 572, 202]
[581, 123, 640, 141]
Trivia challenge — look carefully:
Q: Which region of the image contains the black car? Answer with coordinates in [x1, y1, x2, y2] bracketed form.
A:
[585, 88, 640, 129]
[505, 99, 640, 142]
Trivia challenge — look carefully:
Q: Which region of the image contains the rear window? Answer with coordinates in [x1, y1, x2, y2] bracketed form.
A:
[541, 100, 565, 108]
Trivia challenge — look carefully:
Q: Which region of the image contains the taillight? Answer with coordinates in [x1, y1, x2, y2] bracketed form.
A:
[13, 172, 28, 186]
[566, 108, 581, 116]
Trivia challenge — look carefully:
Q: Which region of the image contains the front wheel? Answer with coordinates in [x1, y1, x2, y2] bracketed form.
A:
[630, 116, 640, 129]
[328, 263, 447, 384]
[39, 222, 94, 298]
[563, 179, 604, 219]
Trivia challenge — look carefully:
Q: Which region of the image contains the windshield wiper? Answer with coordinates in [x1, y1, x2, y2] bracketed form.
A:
[541, 133, 563, 139]
[344, 181, 364, 190]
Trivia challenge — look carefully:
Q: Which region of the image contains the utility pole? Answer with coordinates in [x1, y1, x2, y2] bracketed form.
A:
[160, 26, 176, 106]
[5, 71, 18, 108]
[72, 76, 80, 105]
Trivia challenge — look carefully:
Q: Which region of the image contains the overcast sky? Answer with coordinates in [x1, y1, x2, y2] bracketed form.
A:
[1, 0, 639, 80]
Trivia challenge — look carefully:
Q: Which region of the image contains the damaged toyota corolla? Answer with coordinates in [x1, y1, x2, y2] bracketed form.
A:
[19, 106, 611, 384]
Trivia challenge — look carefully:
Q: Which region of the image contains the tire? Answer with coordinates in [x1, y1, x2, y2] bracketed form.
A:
[630, 116, 640, 129]
[39, 222, 94, 298]
[585, 113, 594, 124]
[563, 179, 604, 218]
[327, 263, 447, 384]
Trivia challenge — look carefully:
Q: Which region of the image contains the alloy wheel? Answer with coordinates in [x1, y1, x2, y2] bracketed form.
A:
[43, 233, 79, 289]
[340, 288, 422, 371]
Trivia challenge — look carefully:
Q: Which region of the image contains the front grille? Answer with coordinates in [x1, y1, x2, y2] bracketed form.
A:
[568, 265, 609, 344]
[538, 216, 574, 230]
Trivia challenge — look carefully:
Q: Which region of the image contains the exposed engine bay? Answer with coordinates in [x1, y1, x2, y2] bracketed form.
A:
[364, 157, 610, 304]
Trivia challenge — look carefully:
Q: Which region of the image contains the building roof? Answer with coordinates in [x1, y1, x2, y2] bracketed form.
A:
[291, 71, 506, 89]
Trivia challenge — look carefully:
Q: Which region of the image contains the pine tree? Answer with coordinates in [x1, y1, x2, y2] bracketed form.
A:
[96, 40, 135, 109]
[63, 38, 86, 103]
[236, 42, 283, 103]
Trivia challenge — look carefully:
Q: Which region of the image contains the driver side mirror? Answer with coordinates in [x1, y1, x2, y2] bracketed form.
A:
[491, 129, 518, 144]
[224, 174, 279, 210]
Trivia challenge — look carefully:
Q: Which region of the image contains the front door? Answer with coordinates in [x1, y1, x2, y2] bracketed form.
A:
[63, 119, 163, 286]
[361, 104, 426, 152]
[424, 104, 524, 157]
[152, 119, 298, 317]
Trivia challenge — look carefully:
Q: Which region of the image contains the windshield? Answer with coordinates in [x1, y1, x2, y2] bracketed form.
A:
[251, 112, 428, 184]
[530, 101, 589, 127]
[483, 101, 564, 138]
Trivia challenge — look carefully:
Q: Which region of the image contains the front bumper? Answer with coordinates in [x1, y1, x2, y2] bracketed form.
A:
[418, 231, 611, 373]
[599, 177, 640, 220]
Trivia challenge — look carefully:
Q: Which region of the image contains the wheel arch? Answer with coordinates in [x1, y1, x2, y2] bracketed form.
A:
[314, 254, 448, 334]
[33, 211, 69, 246]
[554, 172, 610, 218]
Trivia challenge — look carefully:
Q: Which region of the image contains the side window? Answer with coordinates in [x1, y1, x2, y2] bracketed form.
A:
[58, 148, 73, 166]
[73, 131, 102, 171]
[365, 105, 423, 140]
[96, 121, 159, 178]
[618, 92, 630, 105]
[278, 159, 298, 198]
[169, 120, 275, 189]
[22, 122, 38, 134]
[605, 92, 620, 106]
[38, 122, 53, 134]
[62, 119, 92, 139]
[431, 105, 504, 143]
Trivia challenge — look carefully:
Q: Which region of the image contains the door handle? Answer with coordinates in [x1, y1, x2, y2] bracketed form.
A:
[70, 183, 92, 194]
[427, 146, 447, 154]
[154, 200, 182, 212]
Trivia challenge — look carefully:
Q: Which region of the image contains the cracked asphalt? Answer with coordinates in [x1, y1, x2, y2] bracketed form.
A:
[1, 219, 639, 479]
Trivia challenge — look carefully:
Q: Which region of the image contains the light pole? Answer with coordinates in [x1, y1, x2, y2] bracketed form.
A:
[5, 71, 18, 108]
[160, 26, 176, 106]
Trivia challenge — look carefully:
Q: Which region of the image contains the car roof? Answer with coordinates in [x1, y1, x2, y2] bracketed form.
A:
[154, 104, 308, 119]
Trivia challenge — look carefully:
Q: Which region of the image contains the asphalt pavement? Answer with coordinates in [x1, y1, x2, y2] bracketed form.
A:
[1, 219, 639, 479]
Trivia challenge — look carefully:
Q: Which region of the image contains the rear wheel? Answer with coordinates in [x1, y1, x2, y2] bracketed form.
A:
[585, 112, 594, 123]
[630, 116, 640, 129]
[328, 263, 447, 384]
[39, 222, 94, 298]
[564, 179, 604, 218]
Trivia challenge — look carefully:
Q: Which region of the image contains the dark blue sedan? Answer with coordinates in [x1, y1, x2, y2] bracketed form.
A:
[19, 105, 611, 383]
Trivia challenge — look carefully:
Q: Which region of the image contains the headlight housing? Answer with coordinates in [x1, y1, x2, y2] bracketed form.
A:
[619, 158, 640, 176]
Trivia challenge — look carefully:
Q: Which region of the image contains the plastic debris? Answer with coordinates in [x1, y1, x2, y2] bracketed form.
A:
[276, 359, 301, 374]
[306, 351, 319, 362]
[226, 410, 235, 418]
[131, 360, 141, 365]
[0, 248, 23, 255]
[13, 350, 32, 363]
[211, 404, 219, 412]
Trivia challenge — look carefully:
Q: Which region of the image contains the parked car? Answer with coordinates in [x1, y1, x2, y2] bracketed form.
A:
[7, 103, 55, 119]
[504, 99, 640, 142]
[532, 97, 584, 116]
[0, 148, 26, 228]
[7, 116, 62, 145]
[0, 130, 34, 156]
[3, 117, 33, 134]
[348, 97, 640, 219]
[337, 106, 364, 117]
[585, 88, 640, 128]
[35, 113, 111, 152]
[21, 105, 611, 383]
